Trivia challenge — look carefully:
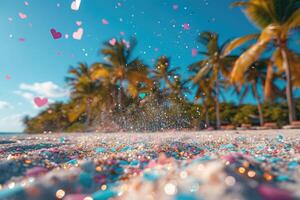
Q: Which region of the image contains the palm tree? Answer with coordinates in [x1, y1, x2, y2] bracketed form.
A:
[235, 59, 285, 126]
[152, 56, 179, 91]
[65, 63, 109, 127]
[189, 68, 216, 127]
[225, 0, 300, 124]
[190, 31, 237, 129]
[235, 61, 267, 126]
[91, 38, 153, 110]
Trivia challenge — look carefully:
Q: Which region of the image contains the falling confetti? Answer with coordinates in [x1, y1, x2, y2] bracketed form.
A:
[101, 19, 109, 25]
[183, 23, 190, 30]
[18, 13, 27, 19]
[71, 0, 81, 11]
[33, 97, 48, 107]
[73, 28, 84, 40]
[50, 29, 62, 40]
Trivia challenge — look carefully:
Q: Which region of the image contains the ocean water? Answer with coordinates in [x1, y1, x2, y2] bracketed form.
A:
[0, 132, 23, 136]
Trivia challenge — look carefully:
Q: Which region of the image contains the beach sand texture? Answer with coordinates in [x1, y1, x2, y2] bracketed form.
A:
[0, 130, 300, 200]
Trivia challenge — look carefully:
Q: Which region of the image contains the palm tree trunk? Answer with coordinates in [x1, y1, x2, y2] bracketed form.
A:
[281, 48, 296, 124]
[205, 106, 210, 128]
[215, 80, 221, 129]
[118, 80, 123, 110]
[264, 61, 274, 102]
[85, 100, 91, 129]
[252, 83, 264, 126]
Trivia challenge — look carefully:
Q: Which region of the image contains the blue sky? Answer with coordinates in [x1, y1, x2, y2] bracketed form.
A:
[0, 0, 262, 132]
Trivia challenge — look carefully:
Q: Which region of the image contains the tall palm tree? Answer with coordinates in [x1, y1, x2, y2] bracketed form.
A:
[65, 63, 109, 126]
[225, 0, 300, 124]
[190, 31, 237, 129]
[152, 56, 180, 92]
[235, 59, 285, 126]
[235, 61, 268, 126]
[189, 67, 216, 127]
[91, 38, 153, 110]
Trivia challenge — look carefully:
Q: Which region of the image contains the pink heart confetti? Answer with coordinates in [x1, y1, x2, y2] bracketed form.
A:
[73, 28, 84, 40]
[50, 28, 62, 40]
[5, 75, 11, 80]
[192, 48, 198, 57]
[76, 21, 82, 26]
[120, 31, 125, 36]
[183, 23, 190, 30]
[122, 39, 130, 49]
[109, 38, 117, 46]
[102, 19, 109, 25]
[19, 38, 26, 42]
[173, 4, 179, 10]
[34, 97, 48, 107]
[18, 12, 27, 19]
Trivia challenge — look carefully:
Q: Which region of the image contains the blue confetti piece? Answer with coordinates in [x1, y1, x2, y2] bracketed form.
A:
[0, 186, 24, 199]
[59, 137, 65, 143]
[256, 145, 265, 150]
[78, 172, 93, 188]
[288, 161, 298, 170]
[67, 159, 78, 165]
[92, 189, 117, 200]
[270, 157, 281, 164]
[95, 147, 106, 153]
[143, 171, 160, 182]
[119, 160, 129, 166]
[276, 175, 290, 182]
[276, 134, 284, 143]
[175, 193, 198, 200]
[130, 160, 139, 166]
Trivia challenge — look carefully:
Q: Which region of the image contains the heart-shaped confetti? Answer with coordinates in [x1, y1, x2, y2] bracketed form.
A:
[109, 38, 116, 46]
[18, 12, 27, 19]
[76, 21, 82, 26]
[183, 23, 190, 30]
[192, 49, 198, 57]
[50, 29, 62, 40]
[73, 28, 84, 40]
[71, 0, 81, 11]
[34, 97, 48, 107]
[102, 19, 109, 25]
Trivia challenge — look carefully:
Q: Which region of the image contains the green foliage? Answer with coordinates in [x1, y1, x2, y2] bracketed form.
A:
[232, 105, 258, 125]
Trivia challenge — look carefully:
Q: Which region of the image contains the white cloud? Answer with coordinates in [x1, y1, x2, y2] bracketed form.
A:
[0, 113, 25, 132]
[15, 82, 69, 108]
[19, 81, 69, 98]
[0, 101, 13, 109]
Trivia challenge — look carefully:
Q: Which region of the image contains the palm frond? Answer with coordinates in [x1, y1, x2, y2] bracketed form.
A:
[222, 34, 259, 56]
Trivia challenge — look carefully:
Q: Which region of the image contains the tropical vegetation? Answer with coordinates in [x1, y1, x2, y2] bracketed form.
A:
[23, 0, 300, 133]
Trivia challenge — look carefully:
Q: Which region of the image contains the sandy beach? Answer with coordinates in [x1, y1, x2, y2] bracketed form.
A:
[0, 129, 299, 200]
